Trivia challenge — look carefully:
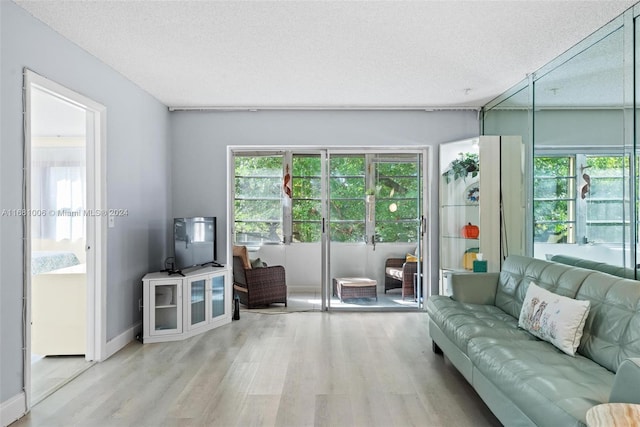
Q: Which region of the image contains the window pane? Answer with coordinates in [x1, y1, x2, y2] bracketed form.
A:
[235, 177, 281, 198]
[584, 155, 629, 244]
[330, 222, 365, 243]
[330, 155, 365, 242]
[293, 221, 322, 242]
[292, 155, 322, 242]
[330, 200, 365, 221]
[330, 177, 365, 198]
[533, 156, 575, 243]
[234, 155, 283, 244]
[534, 177, 570, 199]
[374, 155, 421, 243]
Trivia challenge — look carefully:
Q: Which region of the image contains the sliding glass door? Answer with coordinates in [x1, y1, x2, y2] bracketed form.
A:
[231, 148, 428, 311]
[326, 151, 425, 311]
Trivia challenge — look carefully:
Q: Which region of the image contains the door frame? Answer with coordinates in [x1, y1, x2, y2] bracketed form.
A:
[323, 148, 430, 311]
[23, 69, 107, 409]
[227, 145, 431, 311]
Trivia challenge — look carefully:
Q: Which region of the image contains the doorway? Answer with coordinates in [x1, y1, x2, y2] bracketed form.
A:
[325, 151, 427, 311]
[230, 147, 429, 312]
[24, 70, 106, 407]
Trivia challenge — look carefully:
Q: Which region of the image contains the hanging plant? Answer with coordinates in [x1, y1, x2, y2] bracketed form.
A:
[364, 185, 382, 200]
[442, 152, 479, 184]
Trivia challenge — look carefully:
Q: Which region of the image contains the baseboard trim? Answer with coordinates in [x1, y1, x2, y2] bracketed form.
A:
[105, 321, 142, 359]
[1, 392, 26, 427]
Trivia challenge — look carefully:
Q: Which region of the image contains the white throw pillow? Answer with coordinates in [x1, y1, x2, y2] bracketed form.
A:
[518, 282, 591, 356]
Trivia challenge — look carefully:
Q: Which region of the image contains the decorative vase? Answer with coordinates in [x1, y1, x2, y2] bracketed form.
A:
[461, 223, 480, 239]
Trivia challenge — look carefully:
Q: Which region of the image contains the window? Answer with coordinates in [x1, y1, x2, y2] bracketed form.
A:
[31, 146, 86, 241]
[533, 156, 576, 243]
[234, 155, 283, 244]
[534, 154, 628, 244]
[582, 155, 629, 243]
[292, 155, 322, 242]
[233, 151, 423, 245]
[373, 155, 422, 243]
[329, 155, 366, 243]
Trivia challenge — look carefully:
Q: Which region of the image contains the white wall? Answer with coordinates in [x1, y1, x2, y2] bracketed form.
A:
[254, 242, 418, 292]
[0, 1, 171, 407]
[170, 109, 479, 296]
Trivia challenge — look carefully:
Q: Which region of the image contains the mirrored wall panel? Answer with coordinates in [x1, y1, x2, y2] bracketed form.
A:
[484, 11, 640, 275]
[533, 27, 629, 266]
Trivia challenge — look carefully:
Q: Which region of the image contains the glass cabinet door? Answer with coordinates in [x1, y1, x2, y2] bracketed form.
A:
[439, 135, 523, 293]
[150, 281, 182, 335]
[211, 274, 225, 319]
[189, 278, 207, 328]
[440, 138, 481, 272]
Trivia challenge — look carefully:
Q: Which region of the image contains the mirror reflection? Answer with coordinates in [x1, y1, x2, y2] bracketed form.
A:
[484, 22, 640, 273]
[533, 27, 628, 267]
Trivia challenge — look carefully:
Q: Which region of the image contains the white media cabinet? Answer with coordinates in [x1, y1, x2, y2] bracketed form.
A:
[141, 265, 231, 343]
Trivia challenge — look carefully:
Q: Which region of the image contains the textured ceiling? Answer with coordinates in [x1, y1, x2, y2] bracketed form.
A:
[14, 0, 638, 109]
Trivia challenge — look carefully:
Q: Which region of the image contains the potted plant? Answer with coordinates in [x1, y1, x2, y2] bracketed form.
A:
[442, 152, 479, 184]
[364, 186, 380, 203]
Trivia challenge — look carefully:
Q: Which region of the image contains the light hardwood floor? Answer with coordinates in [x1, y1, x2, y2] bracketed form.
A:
[15, 311, 500, 427]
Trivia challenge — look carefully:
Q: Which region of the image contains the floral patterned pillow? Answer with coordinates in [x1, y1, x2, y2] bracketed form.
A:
[518, 282, 591, 356]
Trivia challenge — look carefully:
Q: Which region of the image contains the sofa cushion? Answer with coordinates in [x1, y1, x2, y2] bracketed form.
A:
[250, 257, 266, 268]
[575, 272, 640, 372]
[519, 282, 591, 356]
[495, 255, 593, 319]
[385, 267, 403, 280]
[427, 296, 536, 353]
[468, 337, 614, 426]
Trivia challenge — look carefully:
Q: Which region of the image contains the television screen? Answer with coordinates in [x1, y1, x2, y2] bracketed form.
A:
[174, 217, 217, 270]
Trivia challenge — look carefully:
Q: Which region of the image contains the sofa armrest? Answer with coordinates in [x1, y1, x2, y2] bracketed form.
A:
[450, 272, 500, 305]
[245, 266, 286, 289]
[402, 261, 417, 277]
[610, 358, 640, 404]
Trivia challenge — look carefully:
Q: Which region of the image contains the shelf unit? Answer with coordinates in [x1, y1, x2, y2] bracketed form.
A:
[142, 265, 230, 343]
[439, 136, 524, 295]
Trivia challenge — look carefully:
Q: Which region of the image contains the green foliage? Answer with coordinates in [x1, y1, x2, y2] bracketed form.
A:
[442, 152, 479, 184]
[234, 154, 421, 244]
[533, 157, 571, 241]
[533, 155, 629, 243]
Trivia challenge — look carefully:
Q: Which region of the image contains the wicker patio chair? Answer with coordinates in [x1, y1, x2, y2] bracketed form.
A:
[384, 257, 417, 300]
[232, 245, 287, 308]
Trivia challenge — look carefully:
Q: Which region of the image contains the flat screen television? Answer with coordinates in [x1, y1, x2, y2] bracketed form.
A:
[173, 217, 218, 270]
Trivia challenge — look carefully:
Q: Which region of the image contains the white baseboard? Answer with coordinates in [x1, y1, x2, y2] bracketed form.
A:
[1, 392, 26, 427]
[105, 321, 142, 359]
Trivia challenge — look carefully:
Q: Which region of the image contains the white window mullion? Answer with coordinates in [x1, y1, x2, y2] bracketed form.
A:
[365, 154, 375, 244]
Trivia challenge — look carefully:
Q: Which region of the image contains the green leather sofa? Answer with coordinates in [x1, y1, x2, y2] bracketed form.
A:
[426, 255, 640, 426]
[549, 254, 637, 279]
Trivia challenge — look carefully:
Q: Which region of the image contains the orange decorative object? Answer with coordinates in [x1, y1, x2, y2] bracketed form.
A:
[462, 223, 479, 239]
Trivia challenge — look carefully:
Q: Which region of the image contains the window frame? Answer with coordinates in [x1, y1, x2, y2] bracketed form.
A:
[533, 149, 629, 245]
[233, 153, 285, 245]
[232, 149, 425, 246]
